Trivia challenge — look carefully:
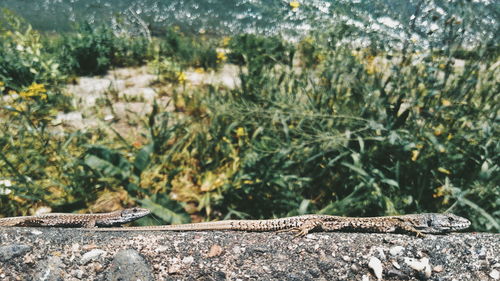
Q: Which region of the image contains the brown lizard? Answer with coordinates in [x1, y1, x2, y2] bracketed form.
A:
[88, 213, 471, 237]
[0, 207, 150, 228]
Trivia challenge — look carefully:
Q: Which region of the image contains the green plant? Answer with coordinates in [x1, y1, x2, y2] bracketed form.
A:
[228, 34, 293, 74]
[141, 24, 498, 230]
[157, 27, 221, 70]
[111, 35, 151, 67]
[0, 9, 63, 90]
[54, 23, 151, 76]
[0, 4, 497, 233]
[56, 24, 114, 76]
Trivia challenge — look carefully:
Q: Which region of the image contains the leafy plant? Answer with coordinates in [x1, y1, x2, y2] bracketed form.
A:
[0, 9, 63, 90]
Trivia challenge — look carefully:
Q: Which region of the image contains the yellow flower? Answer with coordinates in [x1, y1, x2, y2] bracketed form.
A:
[19, 91, 31, 99]
[12, 103, 27, 115]
[28, 83, 46, 94]
[236, 127, 246, 137]
[433, 186, 445, 198]
[411, 150, 420, 161]
[290, 1, 300, 10]
[216, 51, 227, 63]
[176, 72, 186, 83]
[19, 83, 48, 100]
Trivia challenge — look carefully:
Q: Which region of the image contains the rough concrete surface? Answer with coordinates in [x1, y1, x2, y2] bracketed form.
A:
[0, 228, 498, 281]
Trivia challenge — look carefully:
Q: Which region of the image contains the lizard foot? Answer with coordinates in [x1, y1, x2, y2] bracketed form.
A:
[290, 219, 323, 237]
[275, 227, 309, 237]
[415, 231, 426, 238]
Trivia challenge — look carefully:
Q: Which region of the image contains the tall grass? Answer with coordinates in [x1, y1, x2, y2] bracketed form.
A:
[141, 25, 498, 230]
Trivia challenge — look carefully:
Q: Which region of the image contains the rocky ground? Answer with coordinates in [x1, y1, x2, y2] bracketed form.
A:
[0, 228, 498, 281]
[54, 64, 240, 142]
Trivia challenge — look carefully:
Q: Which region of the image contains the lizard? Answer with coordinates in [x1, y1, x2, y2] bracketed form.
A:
[87, 213, 471, 237]
[0, 207, 150, 228]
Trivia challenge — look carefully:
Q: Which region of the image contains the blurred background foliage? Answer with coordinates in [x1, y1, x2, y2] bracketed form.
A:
[0, 3, 498, 232]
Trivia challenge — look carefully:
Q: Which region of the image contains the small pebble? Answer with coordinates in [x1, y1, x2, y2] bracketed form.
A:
[182, 256, 194, 264]
[80, 249, 106, 265]
[392, 260, 401, 269]
[368, 256, 383, 280]
[405, 257, 432, 278]
[389, 246, 404, 256]
[30, 230, 43, 235]
[433, 265, 444, 273]
[490, 269, 500, 280]
[208, 244, 223, 257]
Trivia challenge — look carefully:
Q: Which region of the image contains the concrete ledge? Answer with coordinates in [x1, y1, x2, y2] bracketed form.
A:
[0, 227, 498, 280]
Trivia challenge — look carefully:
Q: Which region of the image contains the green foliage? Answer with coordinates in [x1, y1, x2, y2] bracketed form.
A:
[55, 24, 114, 75]
[74, 143, 188, 224]
[297, 36, 323, 68]
[0, 5, 498, 232]
[228, 34, 293, 74]
[0, 87, 86, 215]
[0, 11, 156, 217]
[158, 27, 221, 70]
[111, 35, 151, 67]
[159, 27, 196, 64]
[0, 9, 63, 90]
[227, 34, 294, 102]
[142, 26, 498, 229]
[53, 23, 151, 76]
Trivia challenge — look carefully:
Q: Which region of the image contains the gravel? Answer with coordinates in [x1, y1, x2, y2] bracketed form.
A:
[0, 227, 497, 280]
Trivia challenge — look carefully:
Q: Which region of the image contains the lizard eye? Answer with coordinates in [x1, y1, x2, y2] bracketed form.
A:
[427, 220, 433, 227]
[448, 217, 454, 221]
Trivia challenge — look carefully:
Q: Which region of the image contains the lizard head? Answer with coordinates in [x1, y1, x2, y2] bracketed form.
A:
[94, 207, 151, 227]
[120, 207, 151, 221]
[413, 213, 471, 234]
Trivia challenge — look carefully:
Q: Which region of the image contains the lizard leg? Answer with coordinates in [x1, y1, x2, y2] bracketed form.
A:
[292, 219, 324, 237]
[399, 223, 425, 237]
